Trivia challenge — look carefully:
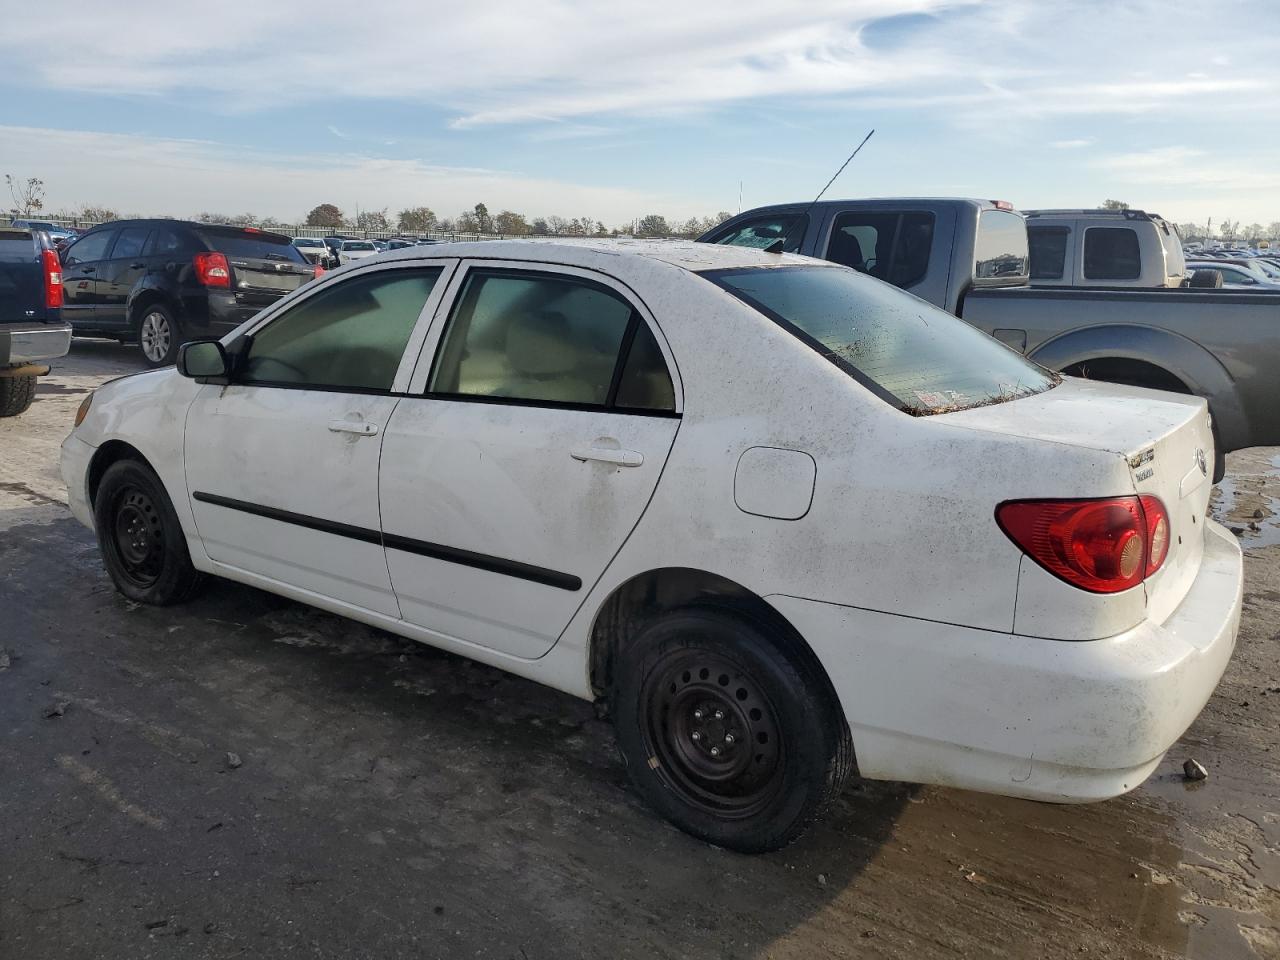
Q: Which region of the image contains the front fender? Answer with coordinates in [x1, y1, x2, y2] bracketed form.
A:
[1029, 324, 1248, 452]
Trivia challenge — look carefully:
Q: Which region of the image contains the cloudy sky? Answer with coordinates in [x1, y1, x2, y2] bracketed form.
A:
[1, 0, 1277, 227]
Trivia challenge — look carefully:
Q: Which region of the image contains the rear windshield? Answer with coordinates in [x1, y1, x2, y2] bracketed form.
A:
[709, 265, 1056, 415]
[0, 236, 36, 261]
[198, 229, 307, 262]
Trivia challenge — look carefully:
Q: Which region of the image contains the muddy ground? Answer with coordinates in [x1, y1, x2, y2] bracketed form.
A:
[1, 342, 1277, 960]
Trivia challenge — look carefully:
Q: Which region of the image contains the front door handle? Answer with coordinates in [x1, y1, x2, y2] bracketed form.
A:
[79, 266, 95, 273]
[328, 419, 380, 437]
[129, 261, 145, 269]
[570, 446, 643, 467]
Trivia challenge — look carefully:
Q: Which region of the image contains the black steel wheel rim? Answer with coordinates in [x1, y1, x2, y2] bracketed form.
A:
[111, 487, 165, 587]
[640, 648, 785, 819]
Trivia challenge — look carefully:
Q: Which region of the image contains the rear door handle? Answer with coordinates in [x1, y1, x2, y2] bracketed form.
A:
[328, 419, 380, 437]
[570, 446, 643, 467]
[79, 266, 95, 273]
[129, 262, 145, 269]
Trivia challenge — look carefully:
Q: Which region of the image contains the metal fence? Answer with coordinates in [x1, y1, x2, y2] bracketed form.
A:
[21, 216, 645, 242]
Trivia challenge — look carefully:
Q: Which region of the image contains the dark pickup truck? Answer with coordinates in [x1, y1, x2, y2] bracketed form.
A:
[701, 198, 1279, 472]
[0, 226, 72, 417]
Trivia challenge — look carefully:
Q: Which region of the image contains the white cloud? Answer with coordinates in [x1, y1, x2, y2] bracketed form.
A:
[1050, 138, 1094, 149]
[1091, 146, 1280, 222]
[0, 125, 697, 223]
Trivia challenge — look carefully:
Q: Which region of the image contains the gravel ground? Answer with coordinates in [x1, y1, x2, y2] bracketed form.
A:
[1, 341, 1277, 960]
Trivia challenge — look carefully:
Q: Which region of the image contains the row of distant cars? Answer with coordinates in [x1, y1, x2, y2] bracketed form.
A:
[291, 235, 438, 269]
[1183, 248, 1280, 289]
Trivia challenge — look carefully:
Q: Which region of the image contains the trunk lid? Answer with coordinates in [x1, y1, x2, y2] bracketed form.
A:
[942, 377, 1215, 622]
[196, 227, 313, 306]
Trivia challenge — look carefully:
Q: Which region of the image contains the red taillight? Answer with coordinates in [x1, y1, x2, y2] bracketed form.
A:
[193, 252, 231, 288]
[991, 199, 1015, 211]
[41, 248, 63, 308]
[996, 496, 1171, 594]
[313, 263, 325, 279]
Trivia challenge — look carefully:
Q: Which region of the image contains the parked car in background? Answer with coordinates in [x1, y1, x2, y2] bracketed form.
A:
[701, 198, 1280, 471]
[62, 239, 1241, 852]
[371, 240, 388, 252]
[59, 220, 320, 366]
[1185, 261, 1280, 288]
[10, 218, 77, 245]
[292, 236, 333, 268]
[337, 239, 379, 265]
[0, 225, 71, 416]
[322, 236, 353, 264]
[385, 238, 416, 250]
[1022, 209, 1187, 287]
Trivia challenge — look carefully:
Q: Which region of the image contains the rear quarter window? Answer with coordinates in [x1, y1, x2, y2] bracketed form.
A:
[0, 237, 36, 261]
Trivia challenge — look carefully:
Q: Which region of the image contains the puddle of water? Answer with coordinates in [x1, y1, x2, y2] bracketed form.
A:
[1209, 452, 1280, 549]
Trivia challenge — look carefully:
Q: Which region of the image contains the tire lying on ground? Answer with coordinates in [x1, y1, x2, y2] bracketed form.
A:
[0, 374, 37, 417]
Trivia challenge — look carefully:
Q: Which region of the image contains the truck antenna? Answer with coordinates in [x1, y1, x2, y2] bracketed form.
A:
[765, 129, 874, 253]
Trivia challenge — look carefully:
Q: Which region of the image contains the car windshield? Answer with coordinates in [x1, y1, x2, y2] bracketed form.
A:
[709, 265, 1056, 415]
[344, 241, 375, 251]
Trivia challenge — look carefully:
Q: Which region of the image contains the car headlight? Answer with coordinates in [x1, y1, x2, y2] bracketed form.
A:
[74, 392, 93, 428]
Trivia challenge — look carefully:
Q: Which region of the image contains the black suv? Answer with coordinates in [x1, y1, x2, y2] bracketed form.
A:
[59, 220, 319, 366]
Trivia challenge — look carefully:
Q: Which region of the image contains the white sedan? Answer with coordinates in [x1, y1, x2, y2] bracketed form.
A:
[337, 239, 379, 265]
[61, 240, 1242, 852]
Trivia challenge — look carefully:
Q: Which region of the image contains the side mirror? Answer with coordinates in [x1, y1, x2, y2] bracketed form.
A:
[177, 340, 229, 380]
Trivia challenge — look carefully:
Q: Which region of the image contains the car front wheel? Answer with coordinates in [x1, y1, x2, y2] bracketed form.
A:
[612, 607, 853, 853]
[137, 304, 181, 367]
[94, 459, 204, 605]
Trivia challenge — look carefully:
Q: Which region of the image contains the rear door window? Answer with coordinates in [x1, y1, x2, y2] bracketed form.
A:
[62, 229, 116, 265]
[145, 226, 192, 257]
[825, 211, 935, 289]
[110, 227, 152, 261]
[1028, 226, 1070, 279]
[1083, 227, 1141, 280]
[429, 269, 674, 411]
[705, 214, 807, 253]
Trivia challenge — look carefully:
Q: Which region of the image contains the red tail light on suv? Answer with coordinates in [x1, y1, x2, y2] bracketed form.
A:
[997, 495, 1171, 594]
[193, 252, 231, 288]
[41, 248, 63, 308]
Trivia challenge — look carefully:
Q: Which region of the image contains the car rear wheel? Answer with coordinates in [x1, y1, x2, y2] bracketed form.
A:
[612, 607, 853, 853]
[94, 459, 204, 605]
[137, 304, 180, 367]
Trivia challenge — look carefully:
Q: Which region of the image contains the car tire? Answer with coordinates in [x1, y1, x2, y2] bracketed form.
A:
[612, 606, 853, 853]
[136, 303, 181, 367]
[0, 374, 37, 417]
[93, 459, 205, 606]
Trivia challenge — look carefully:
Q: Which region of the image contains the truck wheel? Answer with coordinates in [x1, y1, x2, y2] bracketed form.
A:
[0, 374, 37, 417]
[93, 459, 205, 605]
[612, 607, 853, 853]
[136, 304, 181, 367]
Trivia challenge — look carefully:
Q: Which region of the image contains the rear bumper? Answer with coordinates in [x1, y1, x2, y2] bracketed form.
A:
[768, 519, 1242, 802]
[0, 322, 72, 365]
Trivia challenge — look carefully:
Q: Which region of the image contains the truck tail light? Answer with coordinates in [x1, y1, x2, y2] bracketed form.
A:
[193, 252, 231, 288]
[996, 496, 1171, 594]
[313, 263, 325, 280]
[42, 248, 63, 308]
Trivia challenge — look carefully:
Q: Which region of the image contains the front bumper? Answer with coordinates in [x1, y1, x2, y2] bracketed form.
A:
[0, 322, 72, 365]
[768, 519, 1243, 802]
[60, 433, 97, 531]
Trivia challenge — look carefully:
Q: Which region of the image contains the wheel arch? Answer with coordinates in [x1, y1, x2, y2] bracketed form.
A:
[87, 439, 152, 506]
[1030, 324, 1248, 451]
[587, 567, 848, 728]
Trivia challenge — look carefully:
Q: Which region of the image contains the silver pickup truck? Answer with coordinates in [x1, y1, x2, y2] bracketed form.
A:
[701, 198, 1279, 476]
[1, 227, 72, 416]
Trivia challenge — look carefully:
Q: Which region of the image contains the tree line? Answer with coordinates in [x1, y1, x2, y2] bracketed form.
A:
[301, 202, 735, 238]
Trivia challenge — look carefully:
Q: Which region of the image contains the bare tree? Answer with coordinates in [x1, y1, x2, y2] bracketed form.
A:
[545, 215, 569, 236]
[398, 206, 437, 233]
[6, 174, 45, 217]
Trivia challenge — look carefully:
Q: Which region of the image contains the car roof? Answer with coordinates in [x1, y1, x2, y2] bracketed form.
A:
[375, 237, 820, 274]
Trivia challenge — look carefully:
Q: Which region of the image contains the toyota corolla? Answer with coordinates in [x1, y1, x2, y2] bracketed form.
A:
[61, 240, 1242, 852]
